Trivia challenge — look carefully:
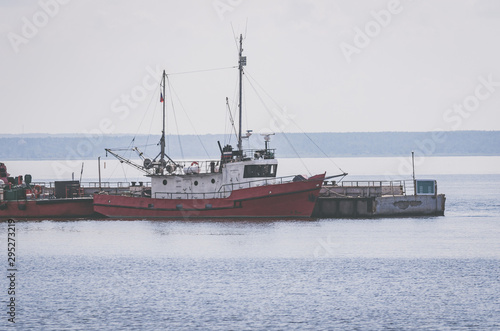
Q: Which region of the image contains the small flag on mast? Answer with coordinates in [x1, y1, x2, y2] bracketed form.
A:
[160, 93, 164, 103]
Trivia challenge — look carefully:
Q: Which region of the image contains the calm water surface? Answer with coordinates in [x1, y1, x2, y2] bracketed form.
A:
[1, 174, 500, 330]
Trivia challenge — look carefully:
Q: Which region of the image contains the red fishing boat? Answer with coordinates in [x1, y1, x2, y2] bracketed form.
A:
[94, 35, 326, 219]
[0, 162, 95, 218]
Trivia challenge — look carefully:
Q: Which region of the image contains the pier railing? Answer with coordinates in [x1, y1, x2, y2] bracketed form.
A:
[322, 180, 415, 197]
[32, 181, 151, 188]
[30, 181, 152, 198]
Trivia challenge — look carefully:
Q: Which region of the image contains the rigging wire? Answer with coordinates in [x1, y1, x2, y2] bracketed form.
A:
[225, 97, 238, 142]
[110, 143, 158, 151]
[110, 82, 162, 172]
[224, 97, 230, 146]
[244, 70, 347, 175]
[133, 82, 162, 158]
[104, 78, 164, 182]
[166, 75, 212, 159]
[225, 73, 240, 146]
[231, 23, 240, 54]
[131, 82, 160, 146]
[119, 159, 129, 183]
[145, 85, 161, 156]
[166, 75, 185, 161]
[244, 75, 312, 176]
[167, 66, 237, 76]
[231, 83, 239, 146]
[243, 78, 249, 147]
[107, 81, 161, 152]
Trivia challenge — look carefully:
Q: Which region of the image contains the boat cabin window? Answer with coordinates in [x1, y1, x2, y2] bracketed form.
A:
[243, 164, 277, 178]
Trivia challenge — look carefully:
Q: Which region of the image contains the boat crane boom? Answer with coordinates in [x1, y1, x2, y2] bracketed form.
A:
[105, 148, 152, 174]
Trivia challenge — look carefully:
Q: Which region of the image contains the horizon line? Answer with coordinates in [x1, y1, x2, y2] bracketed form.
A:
[1, 129, 499, 137]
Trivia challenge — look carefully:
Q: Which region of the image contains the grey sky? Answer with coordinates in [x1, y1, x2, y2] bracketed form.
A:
[1, 0, 500, 136]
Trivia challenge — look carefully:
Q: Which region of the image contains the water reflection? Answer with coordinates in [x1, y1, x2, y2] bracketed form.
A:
[12, 215, 500, 260]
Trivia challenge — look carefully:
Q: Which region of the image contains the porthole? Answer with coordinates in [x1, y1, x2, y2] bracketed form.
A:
[211, 178, 215, 184]
[194, 181, 199, 186]
[163, 179, 167, 185]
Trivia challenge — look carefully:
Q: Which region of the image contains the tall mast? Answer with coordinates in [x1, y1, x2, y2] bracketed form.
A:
[160, 70, 166, 172]
[237, 34, 246, 152]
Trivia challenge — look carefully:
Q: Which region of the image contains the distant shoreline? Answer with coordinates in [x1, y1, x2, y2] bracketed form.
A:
[1, 131, 499, 161]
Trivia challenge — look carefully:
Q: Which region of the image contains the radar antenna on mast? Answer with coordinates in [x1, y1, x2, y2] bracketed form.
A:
[261, 133, 275, 151]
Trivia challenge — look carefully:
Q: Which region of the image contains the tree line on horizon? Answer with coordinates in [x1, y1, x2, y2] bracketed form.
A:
[1, 131, 499, 161]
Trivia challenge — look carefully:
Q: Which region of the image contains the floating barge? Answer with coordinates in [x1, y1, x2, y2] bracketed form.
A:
[313, 179, 445, 218]
[0, 180, 95, 219]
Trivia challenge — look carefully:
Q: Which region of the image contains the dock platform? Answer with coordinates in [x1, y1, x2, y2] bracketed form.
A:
[313, 180, 446, 218]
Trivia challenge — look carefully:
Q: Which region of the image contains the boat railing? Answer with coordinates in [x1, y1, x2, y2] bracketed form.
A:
[84, 181, 151, 188]
[152, 174, 301, 200]
[241, 148, 276, 160]
[153, 191, 230, 200]
[221, 149, 276, 163]
[340, 180, 406, 188]
[217, 174, 299, 194]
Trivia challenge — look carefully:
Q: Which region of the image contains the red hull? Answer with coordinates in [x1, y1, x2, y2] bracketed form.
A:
[94, 174, 325, 219]
[0, 198, 95, 219]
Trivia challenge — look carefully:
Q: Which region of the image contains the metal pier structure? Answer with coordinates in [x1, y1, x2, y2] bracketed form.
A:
[313, 179, 446, 218]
